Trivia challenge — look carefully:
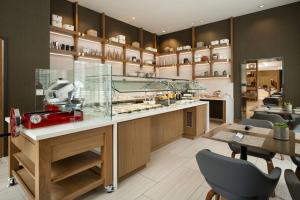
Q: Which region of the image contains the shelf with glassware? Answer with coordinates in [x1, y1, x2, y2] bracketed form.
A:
[49, 26, 157, 75]
[156, 44, 231, 80]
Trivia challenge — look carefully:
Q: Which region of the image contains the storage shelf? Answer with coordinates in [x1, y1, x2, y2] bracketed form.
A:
[126, 61, 141, 65]
[179, 63, 192, 66]
[211, 59, 231, 64]
[78, 54, 103, 60]
[51, 151, 102, 183]
[14, 168, 104, 200]
[50, 48, 77, 56]
[195, 75, 230, 79]
[210, 44, 231, 49]
[50, 26, 78, 36]
[158, 64, 177, 68]
[194, 61, 210, 65]
[105, 40, 125, 48]
[194, 46, 209, 51]
[177, 49, 192, 54]
[143, 63, 155, 67]
[14, 152, 35, 179]
[14, 151, 102, 184]
[78, 35, 104, 43]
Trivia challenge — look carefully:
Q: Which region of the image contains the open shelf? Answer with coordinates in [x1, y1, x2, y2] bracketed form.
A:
[158, 64, 177, 68]
[14, 152, 35, 179]
[194, 46, 210, 51]
[105, 40, 124, 48]
[51, 151, 102, 183]
[78, 34, 104, 43]
[126, 61, 141, 65]
[50, 25, 78, 36]
[78, 54, 103, 60]
[195, 75, 230, 79]
[50, 48, 77, 56]
[211, 59, 231, 64]
[13, 169, 35, 200]
[14, 167, 103, 200]
[210, 44, 231, 49]
[125, 44, 142, 52]
[177, 49, 192, 54]
[179, 63, 192, 66]
[13, 151, 102, 184]
[194, 61, 210, 65]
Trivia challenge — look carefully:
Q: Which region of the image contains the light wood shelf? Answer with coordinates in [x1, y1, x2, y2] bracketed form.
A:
[14, 167, 104, 200]
[14, 151, 103, 184]
[50, 26, 78, 36]
[78, 34, 104, 43]
[14, 152, 35, 179]
[51, 151, 102, 183]
[50, 48, 77, 56]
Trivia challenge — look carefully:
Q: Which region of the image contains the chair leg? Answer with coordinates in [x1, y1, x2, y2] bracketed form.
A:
[266, 160, 275, 197]
[231, 152, 236, 158]
[206, 189, 219, 200]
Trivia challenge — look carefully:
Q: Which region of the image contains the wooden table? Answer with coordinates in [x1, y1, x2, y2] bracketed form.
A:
[203, 124, 300, 160]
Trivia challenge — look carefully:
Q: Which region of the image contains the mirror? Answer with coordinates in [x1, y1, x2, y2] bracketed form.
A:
[241, 57, 283, 119]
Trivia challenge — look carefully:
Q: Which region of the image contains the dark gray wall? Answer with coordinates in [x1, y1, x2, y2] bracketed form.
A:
[195, 19, 230, 46]
[233, 2, 300, 119]
[158, 28, 192, 52]
[0, 0, 50, 112]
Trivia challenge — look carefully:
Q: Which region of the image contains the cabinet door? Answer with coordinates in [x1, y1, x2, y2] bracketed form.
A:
[118, 117, 151, 178]
[183, 105, 207, 139]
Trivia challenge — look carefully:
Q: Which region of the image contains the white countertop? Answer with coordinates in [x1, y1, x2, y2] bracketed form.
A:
[6, 101, 208, 141]
[200, 97, 226, 101]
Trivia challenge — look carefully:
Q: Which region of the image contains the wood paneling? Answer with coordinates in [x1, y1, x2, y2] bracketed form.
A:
[183, 105, 207, 139]
[143, 30, 154, 48]
[118, 117, 151, 178]
[150, 110, 184, 151]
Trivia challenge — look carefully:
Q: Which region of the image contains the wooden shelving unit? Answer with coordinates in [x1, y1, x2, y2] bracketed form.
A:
[9, 126, 113, 200]
[13, 167, 104, 200]
[195, 75, 231, 79]
[49, 1, 234, 80]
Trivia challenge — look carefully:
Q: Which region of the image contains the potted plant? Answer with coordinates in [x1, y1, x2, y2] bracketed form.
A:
[273, 122, 289, 141]
[284, 102, 293, 112]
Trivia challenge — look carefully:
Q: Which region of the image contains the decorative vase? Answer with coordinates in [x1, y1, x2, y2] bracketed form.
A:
[273, 126, 289, 141]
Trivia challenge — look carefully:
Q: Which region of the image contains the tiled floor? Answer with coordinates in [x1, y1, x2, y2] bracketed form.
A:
[0, 122, 295, 200]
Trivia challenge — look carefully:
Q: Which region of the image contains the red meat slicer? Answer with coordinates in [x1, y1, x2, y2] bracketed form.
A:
[8, 79, 85, 137]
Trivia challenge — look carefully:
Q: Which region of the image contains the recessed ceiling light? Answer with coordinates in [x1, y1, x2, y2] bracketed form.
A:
[162, 30, 166, 33]
[200, 20, 204, 23]
[132, 16, 136, 20]
[192, 22, 194, 25]
[259, 4, 265, 8]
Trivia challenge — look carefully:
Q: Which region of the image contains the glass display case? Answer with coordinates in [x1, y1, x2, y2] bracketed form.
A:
[111, 76, 206, 115]
[35, 61, 112, 121]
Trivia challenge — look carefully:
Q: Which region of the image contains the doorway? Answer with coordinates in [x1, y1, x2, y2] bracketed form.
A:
[241, 57, 283, 119]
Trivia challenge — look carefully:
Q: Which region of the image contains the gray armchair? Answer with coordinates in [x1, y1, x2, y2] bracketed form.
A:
[229, 119, 276, 175]
[285, 169, 300, 200]
[251, 112, 288, 124]
[196, 149, 281, 200]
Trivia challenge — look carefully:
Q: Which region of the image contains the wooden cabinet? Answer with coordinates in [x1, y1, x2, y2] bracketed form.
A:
[150, 110, 183, 151]
[183, 104, 207, 139]
[9, 126, 113, 200]
[118, 117, 151, 178]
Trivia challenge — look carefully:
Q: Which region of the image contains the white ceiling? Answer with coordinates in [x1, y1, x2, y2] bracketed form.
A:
[69, 0, 299, 35]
